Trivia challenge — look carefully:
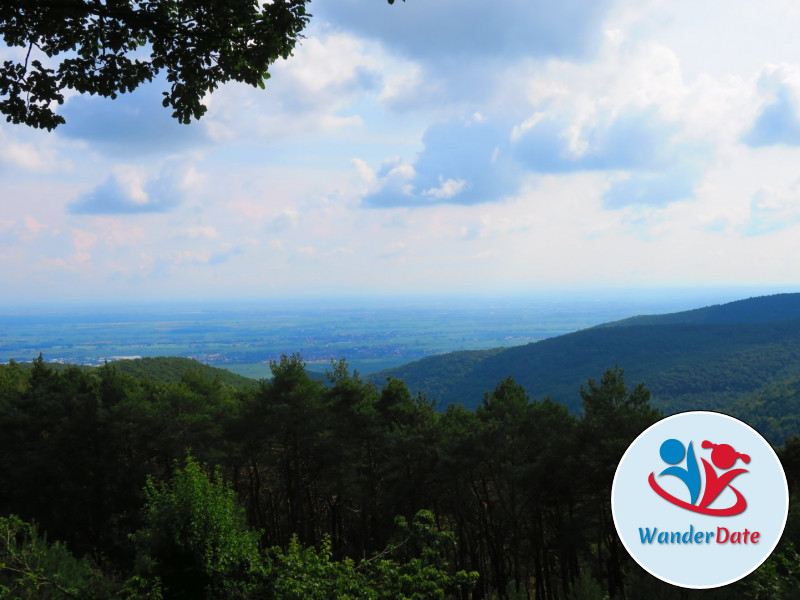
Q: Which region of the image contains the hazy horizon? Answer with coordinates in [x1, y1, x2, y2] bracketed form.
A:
[1, 284, 797, 314]
[3, 285, 798, 377]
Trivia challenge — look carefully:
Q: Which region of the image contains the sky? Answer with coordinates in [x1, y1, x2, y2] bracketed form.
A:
[3, 0, 800, 305]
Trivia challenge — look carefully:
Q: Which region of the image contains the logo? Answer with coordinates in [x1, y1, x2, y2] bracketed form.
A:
[648, 439, 749, 516]
[612, 412, 788, 589]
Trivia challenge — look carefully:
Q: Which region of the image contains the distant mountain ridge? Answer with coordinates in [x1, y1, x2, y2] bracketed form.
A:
[597, 292, 800, 327]
[368, 293, 800, 431]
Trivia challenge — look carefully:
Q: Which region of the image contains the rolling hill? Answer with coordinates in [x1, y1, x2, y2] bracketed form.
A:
[368, 293, 800, 428]
[20, 356, 261, 390]
[105, 356, 261, 389]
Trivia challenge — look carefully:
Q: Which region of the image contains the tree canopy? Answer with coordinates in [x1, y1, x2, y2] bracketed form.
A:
[2, 356, 799, 598]
[0, 0, 311, 130]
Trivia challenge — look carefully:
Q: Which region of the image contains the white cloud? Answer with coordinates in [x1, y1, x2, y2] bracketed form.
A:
[274, 33, 380, 94]
[202, 29, 407, 139]
[68, 161, 194, 215]
[744, 180, 800, 236]
[23, 216, 48, 235]
[8, 0, 800, 302]
[423, 178, 466, 200]
[351, 158, 376, 183]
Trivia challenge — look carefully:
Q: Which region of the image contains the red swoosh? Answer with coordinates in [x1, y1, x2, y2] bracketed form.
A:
[648, 472, 747, 516]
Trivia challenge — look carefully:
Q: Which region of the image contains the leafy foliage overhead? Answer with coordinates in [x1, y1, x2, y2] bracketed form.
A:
[0, 0, 311, 130]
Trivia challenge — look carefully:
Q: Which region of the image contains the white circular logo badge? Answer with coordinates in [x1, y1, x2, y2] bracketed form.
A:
[612, 411, 789, 588]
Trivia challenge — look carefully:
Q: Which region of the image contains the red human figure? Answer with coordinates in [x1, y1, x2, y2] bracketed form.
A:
[698, 441, 750, 509]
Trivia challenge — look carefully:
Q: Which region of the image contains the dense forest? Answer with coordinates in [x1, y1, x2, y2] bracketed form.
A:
[369, 295, 800, 435]
[1, 355, 800, 599]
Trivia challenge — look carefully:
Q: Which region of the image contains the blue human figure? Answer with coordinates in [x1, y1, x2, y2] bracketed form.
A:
[659, 439, 701, 505]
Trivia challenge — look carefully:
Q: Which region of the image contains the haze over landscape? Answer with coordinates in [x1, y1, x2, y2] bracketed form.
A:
[3, 0, 800, 305]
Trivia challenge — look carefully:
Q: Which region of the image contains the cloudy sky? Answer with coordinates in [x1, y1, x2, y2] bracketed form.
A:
[3, 0, 800, 305]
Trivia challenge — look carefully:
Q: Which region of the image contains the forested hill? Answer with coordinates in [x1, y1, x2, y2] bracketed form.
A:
[103, 356, 259, 389]
[23, 355, 260, 389]
[598, 292, 800, 327]
[369, 293, 800, 420]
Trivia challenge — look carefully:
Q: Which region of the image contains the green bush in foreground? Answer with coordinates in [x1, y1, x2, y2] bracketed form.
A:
[131, 454, 264, 600]
[1, 455, 476, 600]
[268, 510, 478, 599]
[0, 514, 105, 600]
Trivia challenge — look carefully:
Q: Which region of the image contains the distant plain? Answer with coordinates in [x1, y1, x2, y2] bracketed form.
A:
[0, 289, 765, 378]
